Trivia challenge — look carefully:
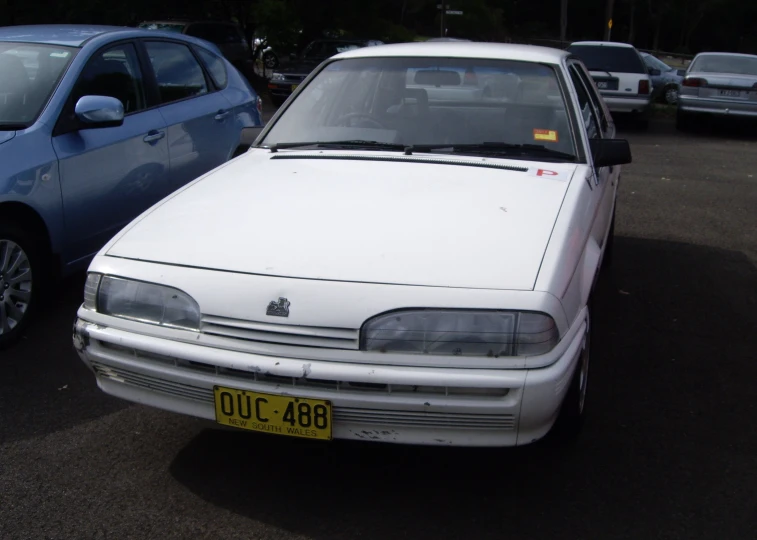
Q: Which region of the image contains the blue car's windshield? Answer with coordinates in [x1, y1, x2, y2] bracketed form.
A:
[0, 42, 77, 129]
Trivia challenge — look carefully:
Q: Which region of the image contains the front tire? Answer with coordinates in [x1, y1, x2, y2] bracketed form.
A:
[0, 222, 43, 349]
[548, 311, 591, 442]
[664, 85, 679, 105]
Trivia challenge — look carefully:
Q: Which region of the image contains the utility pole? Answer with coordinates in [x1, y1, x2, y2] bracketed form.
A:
[603, 0, 615, 41]
[560, 0, 568, 45]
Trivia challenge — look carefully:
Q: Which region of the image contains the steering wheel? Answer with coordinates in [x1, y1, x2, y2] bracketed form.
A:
[337, 112, 385, 129]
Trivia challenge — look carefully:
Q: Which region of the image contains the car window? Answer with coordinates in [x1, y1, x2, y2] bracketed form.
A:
[568, 65, 599, 139]
[145, 41, 208, 104]
[567, 45, 646, 74]
[262, 56, 576, 157]
[0, 42, 76, 126]
[643, 54, 671, 72]
[195, 47, 228, 88]
[690, 54, 757, 76]
[571, 63, 609, 134]
[72, 43, 145, 114]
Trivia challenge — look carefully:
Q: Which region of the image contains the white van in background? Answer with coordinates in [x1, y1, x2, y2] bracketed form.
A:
[567, 41, 653, 127]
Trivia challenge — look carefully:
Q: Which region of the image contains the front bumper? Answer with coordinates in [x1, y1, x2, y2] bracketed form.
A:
[74, 310, 587, 447]
[678, 95, 757, 118]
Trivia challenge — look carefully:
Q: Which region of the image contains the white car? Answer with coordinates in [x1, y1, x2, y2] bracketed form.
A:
[567, 41, 653, 125]
[73, 42, 631, 447]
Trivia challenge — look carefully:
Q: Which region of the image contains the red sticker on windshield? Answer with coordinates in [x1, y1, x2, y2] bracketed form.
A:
[533, 129, 559, 142]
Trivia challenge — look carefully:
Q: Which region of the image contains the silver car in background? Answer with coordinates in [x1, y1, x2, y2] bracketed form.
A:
[677, 52, 757, 130]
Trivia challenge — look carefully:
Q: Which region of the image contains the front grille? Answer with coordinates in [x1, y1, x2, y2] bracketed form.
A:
[91, 362, 514, 431]
[201, 315, 360, 350]
[96, 340, 508, 399]
[334, 408, 515, 430]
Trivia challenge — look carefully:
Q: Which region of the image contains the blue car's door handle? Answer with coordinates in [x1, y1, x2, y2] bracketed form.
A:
[214, 110, 230, 121]
[143, 130, 165, 144]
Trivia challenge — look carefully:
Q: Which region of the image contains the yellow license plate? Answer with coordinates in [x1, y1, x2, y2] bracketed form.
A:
[213, 385, 332, 440]
[291, 84, 298, 91]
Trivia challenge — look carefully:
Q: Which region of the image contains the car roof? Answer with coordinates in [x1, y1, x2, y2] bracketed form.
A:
[333, 41, 569, 64]
[693, 51, 757, 59]
[569, 41, 636, 49]
[0, 24, 126, 47]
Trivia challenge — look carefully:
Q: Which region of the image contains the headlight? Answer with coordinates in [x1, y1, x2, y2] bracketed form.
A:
[82, 274, 200, 331]
[361, 310, 558, 357]
[271, 72, 285, 81]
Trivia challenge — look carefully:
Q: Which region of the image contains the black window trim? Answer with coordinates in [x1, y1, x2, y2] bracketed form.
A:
[567, 60, 604, 140]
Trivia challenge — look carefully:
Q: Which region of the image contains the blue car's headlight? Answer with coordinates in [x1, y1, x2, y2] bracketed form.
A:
[83, 273, 200, 331]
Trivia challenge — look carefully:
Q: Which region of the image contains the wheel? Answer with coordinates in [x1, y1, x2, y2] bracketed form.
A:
[664, 85, 679, 105]
[548, 310, 591, 442]
[0, 222, 43, 349]
[263, 52, 279, 69]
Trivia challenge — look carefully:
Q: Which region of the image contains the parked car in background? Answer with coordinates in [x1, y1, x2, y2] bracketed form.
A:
[74, 41, 631, 449]
[640, 51, 685, 104]
[0, 24, 263, 348]
[267, 38, 384, 105]
[567, 41, 653, 126]
[676, 52, 757, 130]
[138, 20, 253, 71]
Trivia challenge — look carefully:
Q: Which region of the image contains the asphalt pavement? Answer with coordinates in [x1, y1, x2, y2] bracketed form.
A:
[1, 115, 756, 540]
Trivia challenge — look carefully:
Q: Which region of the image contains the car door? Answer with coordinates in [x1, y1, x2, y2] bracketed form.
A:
[567, 61, 617, 252]
[52, 41, 170, 264]
[141, 40, 237, 192]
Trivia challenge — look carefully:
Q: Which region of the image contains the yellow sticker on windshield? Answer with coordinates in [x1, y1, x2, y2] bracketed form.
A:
[533, 129, 559, 142]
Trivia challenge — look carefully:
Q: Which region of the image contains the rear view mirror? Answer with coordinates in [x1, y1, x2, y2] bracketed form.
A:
[75, 95, 124, 128]
[590, 138, 632, 168]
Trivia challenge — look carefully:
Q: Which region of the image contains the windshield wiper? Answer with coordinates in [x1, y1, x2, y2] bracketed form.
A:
[0, 123, 28, 131]
[409, 142, 576, 162]
[269, 140, 407, 152]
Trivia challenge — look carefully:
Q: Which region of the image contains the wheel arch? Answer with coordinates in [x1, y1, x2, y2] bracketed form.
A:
[0, 201, 58, 272]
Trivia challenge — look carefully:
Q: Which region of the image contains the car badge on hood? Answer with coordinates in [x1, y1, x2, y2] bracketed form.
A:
[266, 297, 290, 317]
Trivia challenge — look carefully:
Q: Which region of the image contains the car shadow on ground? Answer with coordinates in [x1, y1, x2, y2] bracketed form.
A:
[168, 236, 757, 539]
[0, 272, 129, 444]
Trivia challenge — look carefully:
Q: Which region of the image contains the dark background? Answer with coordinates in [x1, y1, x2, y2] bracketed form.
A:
[1, 0, 756, 57]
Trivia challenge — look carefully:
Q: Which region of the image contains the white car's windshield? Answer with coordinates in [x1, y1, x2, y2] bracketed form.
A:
[261, 56, 576, 159]
[690, 54, 757, 76]
[0, 42, 76, 128]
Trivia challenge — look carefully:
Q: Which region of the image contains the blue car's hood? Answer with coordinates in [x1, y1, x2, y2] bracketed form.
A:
[0, 131, 16, 146]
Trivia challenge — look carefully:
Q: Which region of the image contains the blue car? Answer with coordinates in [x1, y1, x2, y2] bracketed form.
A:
[640, 51, 685, 104]
[0, 25, 262, 347]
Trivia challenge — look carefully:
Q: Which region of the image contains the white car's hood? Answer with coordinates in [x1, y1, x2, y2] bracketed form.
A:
[106, 151, 577, 291]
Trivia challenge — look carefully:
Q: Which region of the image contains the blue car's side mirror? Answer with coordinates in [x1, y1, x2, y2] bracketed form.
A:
[75, 96, 124, 128]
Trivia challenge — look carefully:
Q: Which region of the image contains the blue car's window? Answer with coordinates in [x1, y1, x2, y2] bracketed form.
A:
[145, 42, 208, 104]
[0, 42, 76, 128]
[72, 44, 146, 114]
[195, 47, 227, 88]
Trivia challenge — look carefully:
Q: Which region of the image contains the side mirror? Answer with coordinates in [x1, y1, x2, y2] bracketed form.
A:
[649, 68, 662, 76]
[676, 69, 686, 76]
[75, 95, 124, 128]
[590, 138, 632, 168]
